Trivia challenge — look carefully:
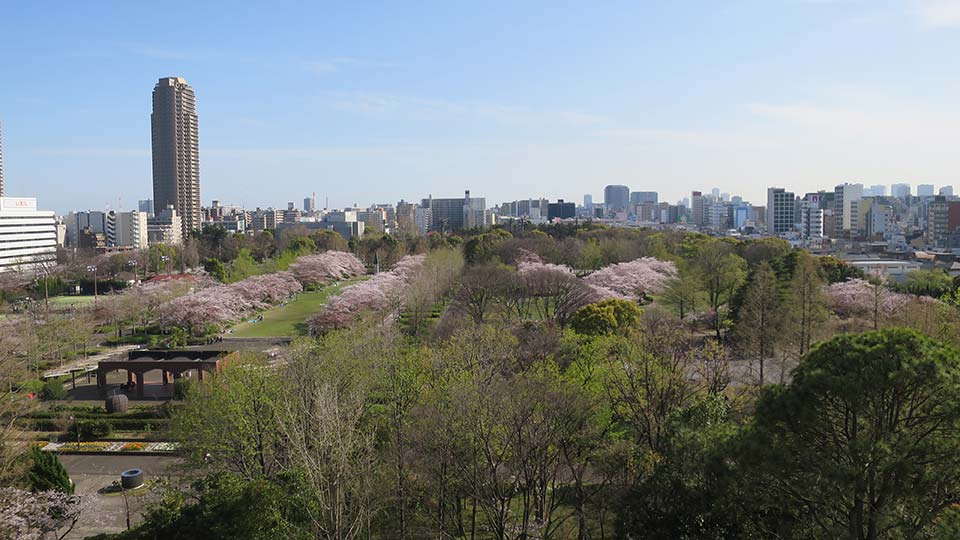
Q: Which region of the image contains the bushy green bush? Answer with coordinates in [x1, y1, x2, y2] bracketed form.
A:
[25, 446, 73, 494]
[40, 379, 68, 401]
[570, 298, 642, 336]
[173, 379, 194, 400]
[69, 419, 112, 440]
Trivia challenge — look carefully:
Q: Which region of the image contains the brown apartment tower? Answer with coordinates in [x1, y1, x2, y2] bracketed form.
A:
[151, 77, 200, 238]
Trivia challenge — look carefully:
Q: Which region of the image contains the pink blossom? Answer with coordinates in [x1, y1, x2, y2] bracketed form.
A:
[160, 272, 303, 331]
[825, 278, 911, 319]
[514, 249, 545, 265]
[308, 255, 426, 331]
[517, 260, 576, 276]
[289, 251, 366, 287]
[0, 487, 86, 540]
[582, 257, 677, 300]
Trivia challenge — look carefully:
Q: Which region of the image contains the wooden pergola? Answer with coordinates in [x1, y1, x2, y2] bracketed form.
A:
[97, 349, 239, 398]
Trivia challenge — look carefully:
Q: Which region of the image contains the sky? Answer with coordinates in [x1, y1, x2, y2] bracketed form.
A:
[2, 0, 960, 214]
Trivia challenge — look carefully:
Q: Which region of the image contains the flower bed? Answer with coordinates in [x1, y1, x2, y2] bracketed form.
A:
[120, 442, 147, 452]
[38, 441, 179, 453]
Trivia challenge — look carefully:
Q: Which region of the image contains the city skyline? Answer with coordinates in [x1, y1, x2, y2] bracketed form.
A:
[3, 1, 960, 213]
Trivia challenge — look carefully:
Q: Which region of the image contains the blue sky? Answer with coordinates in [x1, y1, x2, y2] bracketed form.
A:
[2, 0, 960, 214]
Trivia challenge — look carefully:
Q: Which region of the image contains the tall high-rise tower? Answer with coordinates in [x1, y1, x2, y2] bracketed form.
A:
[151, 77, 200, 238]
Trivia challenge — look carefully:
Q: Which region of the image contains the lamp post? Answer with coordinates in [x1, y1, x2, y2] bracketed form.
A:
[86, 265, 98, 307]
[113, 480, 131, 530]
[155, 254, 169, 276]
[127, 259, 139, 283]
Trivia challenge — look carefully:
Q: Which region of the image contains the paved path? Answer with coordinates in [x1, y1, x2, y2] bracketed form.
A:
[60, 454, 183, 539]
[44, 345, 139, 379]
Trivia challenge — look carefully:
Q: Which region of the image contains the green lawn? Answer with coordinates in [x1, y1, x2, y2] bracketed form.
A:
[47, 295, 97, 308]
[229, 278, 364, 338]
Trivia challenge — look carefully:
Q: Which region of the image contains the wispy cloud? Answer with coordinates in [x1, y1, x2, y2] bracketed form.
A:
[910, 0, 960, 27]
[327, 92, 605, 127]
[304, 57, 357, 75]
[745, 100, 960, 139]
[24, 147, 149, 158]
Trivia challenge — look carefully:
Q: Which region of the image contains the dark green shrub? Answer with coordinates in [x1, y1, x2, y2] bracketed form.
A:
[173, 379, 194, 400]
[40, 380, 68, 401]
[25, 446, 73, 494]
[69, 419, 112, 440]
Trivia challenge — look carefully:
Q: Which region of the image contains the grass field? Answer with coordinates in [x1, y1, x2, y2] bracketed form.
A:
[229, 278, 364, 337]
[47, 295, 97, 308]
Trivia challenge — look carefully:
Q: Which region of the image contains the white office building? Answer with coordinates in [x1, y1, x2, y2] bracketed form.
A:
[834, 183, 863, 237]
[0, 197, 58, 273]
[108, 211, 149, 249]
[766, 187, 796, 235]
[799, 194, 824, 239]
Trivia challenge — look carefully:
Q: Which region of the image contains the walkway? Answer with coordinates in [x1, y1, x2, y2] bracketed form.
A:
[43, 345, 139, 380]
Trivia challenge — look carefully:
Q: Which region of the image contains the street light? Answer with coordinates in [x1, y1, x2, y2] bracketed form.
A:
[154, 255, 169, 276]
[127, 259, 139, 283]
[86, 265, 98, 307]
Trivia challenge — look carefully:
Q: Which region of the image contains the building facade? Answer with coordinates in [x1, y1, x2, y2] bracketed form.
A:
[766, 187, 796, 235]
[147, 206, 183, 245]
[427, 191, 486, 232]
[629, 191, 658, 205]
[108, 211, 149, 249]
[0, 197, 57, 273]
[65, 211, 108, 248]
[547, 200, 576, 220]
[603, 185, 630, 213]
[927, 197, 960, 248]
[891, 183, 911, 199]
[834, 183, 863, 237]
[689, 191, 704, 226]
[152, 77, 200, 239]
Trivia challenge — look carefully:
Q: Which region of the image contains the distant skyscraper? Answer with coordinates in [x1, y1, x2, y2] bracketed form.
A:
[940, 186, 954, 197]
[918, 184, 935, 197]
[547, 199, 576, 220]
[866, 184, 886, 197]
[151, 77, 200, 239]
[583, 194, 593, 210]
[304, 193, 316, 213]
[603, 185, 630, 213]
[629, 191, 658, 205]
[891, 183, 911, 199]
[690, 191, 704, 225]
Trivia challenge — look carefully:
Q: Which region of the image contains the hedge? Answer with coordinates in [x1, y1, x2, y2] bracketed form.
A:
[21, 418, 170, 433]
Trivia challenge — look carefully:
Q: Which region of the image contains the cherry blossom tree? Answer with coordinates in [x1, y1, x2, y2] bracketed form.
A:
[502, 261, 600, 324]
[160, 272, 303, 333]
[826, 278, 912, 329]
[582, 257, 677, 301]
[308, 255, 426, 331]
[0, 488, 85, 540]
[289, 251, 366, 288]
